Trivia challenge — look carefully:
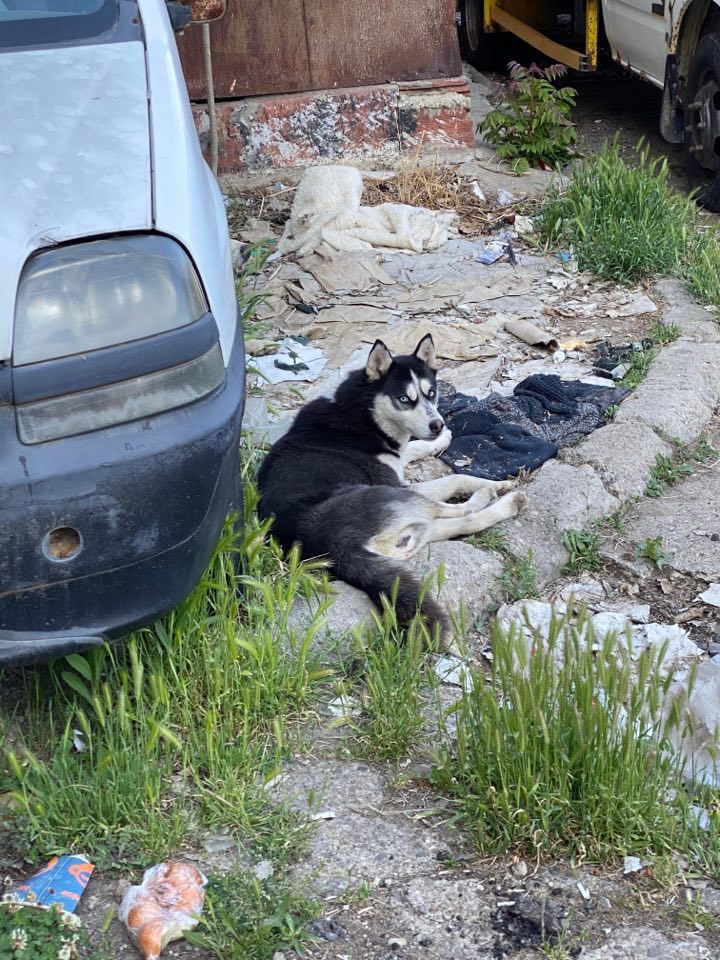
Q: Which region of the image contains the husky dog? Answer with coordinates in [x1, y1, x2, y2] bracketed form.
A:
[257, 335, 528, 644]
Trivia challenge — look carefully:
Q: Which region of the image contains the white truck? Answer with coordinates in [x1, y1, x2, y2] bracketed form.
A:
[458, 0, 720, 208]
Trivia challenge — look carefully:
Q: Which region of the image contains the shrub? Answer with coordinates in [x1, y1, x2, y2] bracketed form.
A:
[479, 62, 577, 173]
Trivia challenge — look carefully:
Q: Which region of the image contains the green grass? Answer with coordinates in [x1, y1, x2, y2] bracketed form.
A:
[468, 528, 509, 554]
[349, 597, 433, 761]
[537, 142, 696, 284]
[620, 345, 658, 389]
[0, 484, 334, 867]
[433, 612, 720, 870]
[684, 228, 720, 307]
[538, 140, 720, 309]
[635, 536, 674, 570]
[649, 321, 681, 345]
[563, 527, 602, 574]
[185, 868, 318, 959]
[500, 550, 540, 601]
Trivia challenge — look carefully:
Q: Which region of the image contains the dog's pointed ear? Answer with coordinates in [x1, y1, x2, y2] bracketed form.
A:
[366, 340, 393, 381]
[414, 333, 437, 370]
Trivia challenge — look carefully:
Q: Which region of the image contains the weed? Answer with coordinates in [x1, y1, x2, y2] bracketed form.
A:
[564, 527, 602, 574]
[604, 507, 629, 537]
[350, 598, 430, 761]
[636, 536, 675, 570]
[645, 454, 693, 496]
[469, 529, 509, 554]
[644, 436, 717, 497]
[2, 489, 334, 865]
[678, 890, 718, 931]
[649, 321, 681, 345]
[433, 612, 720, 871]
[479, 62, 576, 173]
[620, 345, 658, 389]
[538, 142, 696, 284]
[500, 550, 540, 601]
[185, 868, 317, 959]
[604, 403, 618, 421]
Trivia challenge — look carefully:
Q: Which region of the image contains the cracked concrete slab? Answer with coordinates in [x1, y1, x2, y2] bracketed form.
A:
[621, 467, 720, 580]
[582, 927, 712, 959]
[615, 341, 720, 442]
[561, 420, 673, 500]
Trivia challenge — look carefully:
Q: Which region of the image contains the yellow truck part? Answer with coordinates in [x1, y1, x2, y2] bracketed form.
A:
[484, 0, 599, 71]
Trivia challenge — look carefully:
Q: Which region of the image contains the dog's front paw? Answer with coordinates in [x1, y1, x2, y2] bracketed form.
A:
[433, 427, 452, 455]
[493, 479, 517, 495]
[508, 490, 529, 516]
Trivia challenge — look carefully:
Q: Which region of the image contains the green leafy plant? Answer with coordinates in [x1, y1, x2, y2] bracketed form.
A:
[636, 536, 674, 569]
[684, 227, 720, 307]
[186, 869, 317, 959]
[538, 142, 696, 283]
[433, 611, 720, 870]
[564, 527, 602, 573]
[479, 62, 577, 173]
[0, 901, 107, 960]
[620, 345, 658, 389]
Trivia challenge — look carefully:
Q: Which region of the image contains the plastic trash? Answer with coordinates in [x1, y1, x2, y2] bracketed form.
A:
[120, 862, 207, 959]
[16, 855, 94, 913]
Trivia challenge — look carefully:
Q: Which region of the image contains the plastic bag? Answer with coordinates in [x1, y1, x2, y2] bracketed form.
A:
[119, 862, 207, 959]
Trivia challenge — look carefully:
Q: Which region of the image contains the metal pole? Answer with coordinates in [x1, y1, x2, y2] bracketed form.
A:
[202, 20, 219, 177]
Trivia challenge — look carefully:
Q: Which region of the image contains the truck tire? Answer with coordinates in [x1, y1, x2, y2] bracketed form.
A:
[684, 33, 720, 210]
[458, 0, 511, 70]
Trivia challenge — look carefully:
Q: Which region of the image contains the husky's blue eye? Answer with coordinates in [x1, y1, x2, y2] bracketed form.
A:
[397, 395, 410, 404]
[427, 388, 436, 400]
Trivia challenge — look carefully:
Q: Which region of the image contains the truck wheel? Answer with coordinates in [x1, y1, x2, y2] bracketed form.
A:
[458, 0, 510, 70]
[685, 33, 720, 211]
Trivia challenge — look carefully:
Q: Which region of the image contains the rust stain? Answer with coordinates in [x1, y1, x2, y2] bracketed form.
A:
[181, 0, 225, 21]
[177, 0, 461, 101]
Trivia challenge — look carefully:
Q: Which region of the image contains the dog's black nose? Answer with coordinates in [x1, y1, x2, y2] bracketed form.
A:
[429, 419, 444, 435]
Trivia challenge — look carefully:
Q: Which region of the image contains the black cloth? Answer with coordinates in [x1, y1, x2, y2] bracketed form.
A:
[438, 374, 631, 480]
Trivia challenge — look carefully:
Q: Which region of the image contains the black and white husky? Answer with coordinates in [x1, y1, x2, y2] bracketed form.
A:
[257, 335, 528, 644]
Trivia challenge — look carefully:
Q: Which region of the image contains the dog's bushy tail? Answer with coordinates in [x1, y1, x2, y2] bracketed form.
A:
[330, 546, 449, 642]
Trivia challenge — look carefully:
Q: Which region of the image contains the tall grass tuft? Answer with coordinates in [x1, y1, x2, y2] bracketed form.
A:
[433, 611, 720, 870]
[2, 484, 334, 864]
[538, 142, 696, 284]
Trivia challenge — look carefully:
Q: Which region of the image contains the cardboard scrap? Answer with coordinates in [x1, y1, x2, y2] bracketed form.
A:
[504, 317, 558, 350]
[300, 252, 394, 294]
[364, 319, 497, 362]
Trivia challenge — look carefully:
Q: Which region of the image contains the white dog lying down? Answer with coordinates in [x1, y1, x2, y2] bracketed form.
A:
[278, 165, 454, 257]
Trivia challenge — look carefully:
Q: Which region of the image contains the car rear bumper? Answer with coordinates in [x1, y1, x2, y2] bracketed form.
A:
[0, 317, 245, 668]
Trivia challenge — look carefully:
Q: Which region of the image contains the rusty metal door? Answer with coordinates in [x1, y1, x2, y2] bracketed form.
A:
[176, 0, 462, 100]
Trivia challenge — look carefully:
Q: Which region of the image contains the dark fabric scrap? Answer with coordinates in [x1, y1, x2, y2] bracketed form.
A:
[438, 374, 631, 480]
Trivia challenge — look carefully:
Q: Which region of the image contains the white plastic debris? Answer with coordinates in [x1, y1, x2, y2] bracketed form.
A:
[434, 655, 474, 691]
[699, 583, 720, 607]
[623, 856, 643, 875]
[471, 180, 486, 201]
[576, 881, 591, 900]
[310, 810, 336, 821]
[253, 860, 274, 880]
[497, 189, 517, 206]
[514, 214, 534, 235]
[119, 863, 207, 960]
[326, 695, 362, 718]
[665, 658, 720, 787]
[72, 729, 87, 752]
[247, 338, 326, 385]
